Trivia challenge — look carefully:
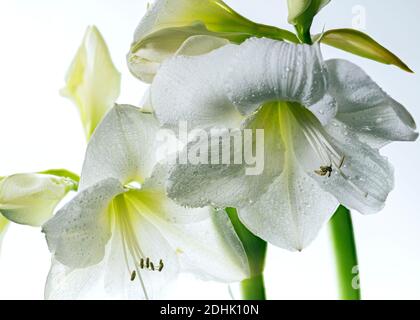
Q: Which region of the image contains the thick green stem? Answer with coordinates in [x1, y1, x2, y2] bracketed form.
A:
[240, 274, 266, 300]
[226, 208, 267, 300]
[329, 206, 361, 300]
[295, 25, 313, 44]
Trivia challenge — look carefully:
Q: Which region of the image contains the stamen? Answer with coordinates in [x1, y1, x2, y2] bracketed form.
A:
[113, 197, 149, 299]
[158, 260, 164, 272]
[130, 270, 137, 281]
[113, 194, 169, 301]
[139, 258, 164, 272]
[338, 156, 345, 169]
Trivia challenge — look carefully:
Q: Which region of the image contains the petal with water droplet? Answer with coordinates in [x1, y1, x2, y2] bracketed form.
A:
[326, 59, 418, 148]
[80, 105, 161, 190]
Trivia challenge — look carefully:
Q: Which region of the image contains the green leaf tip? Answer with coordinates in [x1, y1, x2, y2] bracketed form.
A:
[319, 28, 413, 73]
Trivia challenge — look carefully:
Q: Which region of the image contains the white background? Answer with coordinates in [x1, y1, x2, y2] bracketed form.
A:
[0, 0, 419, 300]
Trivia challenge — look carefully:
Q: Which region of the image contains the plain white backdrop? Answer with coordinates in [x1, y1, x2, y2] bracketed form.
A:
[0, 0, 419, 299]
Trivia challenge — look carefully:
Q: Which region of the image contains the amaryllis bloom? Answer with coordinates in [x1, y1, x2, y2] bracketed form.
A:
[42, 104, 249, 299]
[127, 0, 297, 83]
[148, 38, 418, 251]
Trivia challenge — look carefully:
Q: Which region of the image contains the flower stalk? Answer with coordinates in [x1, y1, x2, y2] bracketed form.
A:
[329, 205, 361, 300]
[226, 208, 267, 300]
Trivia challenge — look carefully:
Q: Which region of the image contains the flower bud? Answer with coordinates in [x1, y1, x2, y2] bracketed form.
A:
[0, 173, 76, 226]
[287, 0, 330, 42]
[128, 0, 296, 83]
[61, 26, 121, 140]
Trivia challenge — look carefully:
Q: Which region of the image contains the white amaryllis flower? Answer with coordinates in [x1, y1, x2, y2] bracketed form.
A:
[127, 0, 297, 83]
[42, 104, 249, 299]
[0, 173, 76, 250]
[149, 38, 418, 251]
[61, 26, 121, 139]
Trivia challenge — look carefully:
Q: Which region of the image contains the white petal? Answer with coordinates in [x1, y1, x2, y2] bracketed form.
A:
[143, 206, 250, 282]
[151, 38, 327, 129]
[318, 120, 395, 214]
[42, 178, 124, 269]
[151, 43, 244, 129]
[104, 201, 180, 299]
[308, 94, 338, 125]
[45, 199, 180, 300]
[61, 26, 121, 139]
[128, 179, 249, 282]
[286, 103, 394, 214]
[226, 38, 327, 115]
[80, 104, 161, 189]
[138, 165, 211, 223]
[327, 59, 418, 148]
[175, 35, 230, 56]
[167, 103, 285, 208]
[45, 258, 107, 300]
[239, 161, 339, 251]
[0, 173, 74, 227]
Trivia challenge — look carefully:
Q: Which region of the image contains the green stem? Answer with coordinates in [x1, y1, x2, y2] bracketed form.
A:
[295, 25, 313, 44]
[240, 274, 266, 300]
[329, 205, 361, 300]
[226, 208, 267, 300]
